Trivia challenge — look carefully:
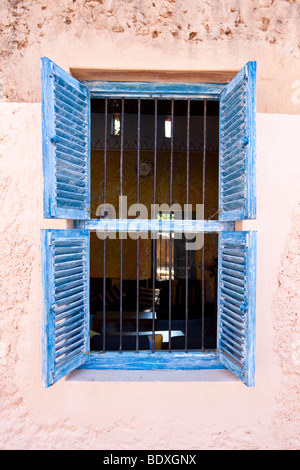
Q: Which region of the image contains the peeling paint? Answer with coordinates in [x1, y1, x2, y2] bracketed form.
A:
[0, 0, 300, 450]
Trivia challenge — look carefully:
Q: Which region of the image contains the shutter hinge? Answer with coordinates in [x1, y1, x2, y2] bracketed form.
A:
[50, 136, 60, 144]
[50, 202, 56, 217]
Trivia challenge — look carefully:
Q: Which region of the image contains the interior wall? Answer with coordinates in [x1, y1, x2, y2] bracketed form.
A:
[91, 112, 220, 155]
[90, 149, 219, 284]
[90, 106, 219, 294]
[90, 150, 219, 217]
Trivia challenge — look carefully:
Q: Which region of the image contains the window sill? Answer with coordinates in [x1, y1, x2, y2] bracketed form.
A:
[78, 351, 226, 370]
[67, 368, 237, 384]
[66, 352, 240, 384]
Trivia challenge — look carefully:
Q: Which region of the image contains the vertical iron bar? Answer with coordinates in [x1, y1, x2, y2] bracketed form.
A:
[185, 99, 190, 353]
[102, 98, 108, 353]
[201, 100, 207, 351]
[160, 213, 163, 280]
[152, 99, 158, 352]
[160, 230, 162, 280]
[163, 234, 166, 279]
[136, 98, 141, 353]
[120, 98, 124, 353]
[169, 99, 174, 353]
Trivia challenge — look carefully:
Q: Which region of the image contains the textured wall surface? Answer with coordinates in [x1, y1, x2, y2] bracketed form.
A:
[271, 207, 300, 448]
[0, 0, 300, 113]
[0, 104, 299, 450]
[0, 0, 300, 450]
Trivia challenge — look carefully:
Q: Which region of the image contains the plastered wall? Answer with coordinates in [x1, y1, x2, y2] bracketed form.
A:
[0, 104, 299, 450]
[1, 0, 300, 115]
[0, 0, 299, 450]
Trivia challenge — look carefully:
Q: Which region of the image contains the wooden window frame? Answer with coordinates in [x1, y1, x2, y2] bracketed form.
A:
[41, 58, 257, 386]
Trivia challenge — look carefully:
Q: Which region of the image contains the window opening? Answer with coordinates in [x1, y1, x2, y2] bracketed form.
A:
[89, 98, 219, 353]
[165, 116, 172, 138]
[90, 231, 218, 352]
[111, 113, 120, 136]
[40, 58, 257, 387]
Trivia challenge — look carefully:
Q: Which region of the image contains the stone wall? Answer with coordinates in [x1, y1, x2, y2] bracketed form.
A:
[0, 0, 300, 114]
[0, 103, 299, 449]
[0, 0, 299, 450]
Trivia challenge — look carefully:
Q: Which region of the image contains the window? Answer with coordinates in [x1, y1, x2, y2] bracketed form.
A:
[41, 57, 257, 388]
[111, 113, 120, 136]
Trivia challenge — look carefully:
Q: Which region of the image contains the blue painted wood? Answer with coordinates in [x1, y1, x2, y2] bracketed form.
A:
[83, 81, 226, 100]
[79, 351, 226, 370]
[81, 219, 235, 233]
[40, 63, 258, 384]
[219, 61, 256, 221]
[217, 231, 257, 386]
[41, 57, 91, 220]
[41, 229, 90, 387]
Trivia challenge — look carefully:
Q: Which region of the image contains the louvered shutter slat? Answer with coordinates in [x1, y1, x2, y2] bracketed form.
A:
[41, 57, 90, 219]
[41, 229, 90, 387]
[218, 231, 256, 386]
[219, 62, 256, 221]
[56, 154, 88, 171]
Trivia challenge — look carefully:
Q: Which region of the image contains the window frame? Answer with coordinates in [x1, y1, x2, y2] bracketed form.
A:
[75, 83, 246, 372]
[41, 58, 257, 386]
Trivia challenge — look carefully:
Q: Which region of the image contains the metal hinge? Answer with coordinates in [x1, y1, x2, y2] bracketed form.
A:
[50, 135, 60, 144]
[47, 232, 52, 246]
[50, 202, 56, 218]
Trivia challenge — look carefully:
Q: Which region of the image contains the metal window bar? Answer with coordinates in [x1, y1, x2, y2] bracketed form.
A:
[169, 99, 174, 353]
[120, 98, 125, 353]
[136, 98, 141, 352]
[94, 97, 212, 354]
[202, 100, 207, 351]
[185, 99, 190, 353]
[102, 98, 108, 352]
[152, 99, 158, 353]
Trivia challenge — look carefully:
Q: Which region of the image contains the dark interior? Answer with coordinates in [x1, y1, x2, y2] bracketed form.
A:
[89, 98, 219, 352]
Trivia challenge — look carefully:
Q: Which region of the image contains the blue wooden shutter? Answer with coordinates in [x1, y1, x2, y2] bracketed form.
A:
[41, 57, 90, 219]
[219, 61, 256, 221]
[41, 229, 90, 387]
[217, 231, 256, 386]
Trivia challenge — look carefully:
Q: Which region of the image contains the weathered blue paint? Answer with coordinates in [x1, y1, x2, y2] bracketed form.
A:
[82, 81, 226, 100]
[41, 57, 91, 220]
[41, 229, 90, 387]
[80, 351, 226, 370]
[219, 61, 256, 221]
[80, 219, 235, 233]
[41, 58, 257, 386]
[217, 231, 257, 387]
